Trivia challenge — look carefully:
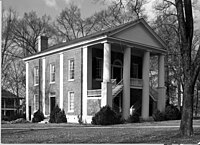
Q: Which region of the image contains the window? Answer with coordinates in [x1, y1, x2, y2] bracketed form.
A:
[34, 94, 39, 111]
[68, 59, 75, 80]
[95, 57, 103, 79]
[68, 92, 74, 112]
[132, 63, 139, 78]
[50, 64, 55, 83]
[34, 66, 39, 85]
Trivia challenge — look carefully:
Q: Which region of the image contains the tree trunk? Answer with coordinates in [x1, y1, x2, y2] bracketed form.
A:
[180, 80, 194, 136]
[195, 89, 199, 117]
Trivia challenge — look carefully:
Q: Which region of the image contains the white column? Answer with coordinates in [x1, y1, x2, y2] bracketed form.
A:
[59, 53, 64, 110]
[82, 46, 88, 123]
[42, 57, 46, 115]
[122, 47, 131, 119]
[25, 62, 29, 120]
[88, 48, 92, 89]
[142, 51, 150, 119]
[101, 42, 112, 107]
[103, 42, 111, 82]
[157, 54, 166, 112]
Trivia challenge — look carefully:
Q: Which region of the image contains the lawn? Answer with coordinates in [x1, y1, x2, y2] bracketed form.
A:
[1, 120, 200, 144]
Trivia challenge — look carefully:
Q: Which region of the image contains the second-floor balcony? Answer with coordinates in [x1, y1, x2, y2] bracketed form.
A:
[130, 78, 143, 88]
[87, 78, 143, 97]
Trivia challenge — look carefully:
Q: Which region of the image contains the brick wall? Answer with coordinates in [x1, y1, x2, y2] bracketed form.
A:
[44, 53, 60, 115]
[28, 47, 82, 119]
[63, 47, 82, 116]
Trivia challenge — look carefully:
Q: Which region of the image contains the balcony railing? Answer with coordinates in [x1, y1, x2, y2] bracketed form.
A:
[130, 78, 143, 88]
[87, 89, 101, 97]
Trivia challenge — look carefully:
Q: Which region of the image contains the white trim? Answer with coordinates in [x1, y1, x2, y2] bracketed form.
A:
[42, 57, 46, 115]
[25, 62, 29, 120]
[82, 46, 88, 123]
[68, 59, 75, 81]
[87, 97, 102, 100]
[60, 53, 64, 109]
[23, 36, 107, 61]
[68, 91, 74, 112]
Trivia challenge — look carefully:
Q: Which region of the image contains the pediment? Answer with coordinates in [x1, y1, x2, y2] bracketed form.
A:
[110, 22, 165, 49]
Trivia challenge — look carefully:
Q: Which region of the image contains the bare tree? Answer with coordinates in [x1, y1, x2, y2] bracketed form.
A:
[175, 0, 200, 136]
[54, 3, 99, 43]
[92, 0, 147, 31]
[11, 11, 55, 55]
[153, 0, 200, 136]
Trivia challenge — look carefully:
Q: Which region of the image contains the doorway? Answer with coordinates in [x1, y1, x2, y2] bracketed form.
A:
[112, 60, 123, 83]
[50, 97, 56, 113]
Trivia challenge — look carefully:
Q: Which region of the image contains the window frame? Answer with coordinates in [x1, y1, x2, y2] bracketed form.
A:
[68, 91, 74, 112]
[68, 59, 75, 81]
[50, 63, 56, 83]
[34, 66, 39, 86]
[34, 94, 39, 112]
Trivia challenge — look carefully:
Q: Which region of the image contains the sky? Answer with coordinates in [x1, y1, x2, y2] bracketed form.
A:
[2, 0, 200, 29]
[2, 0, 157, 20]
[2, 0, 109, 19]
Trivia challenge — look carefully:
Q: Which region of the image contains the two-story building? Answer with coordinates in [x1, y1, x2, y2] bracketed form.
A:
[23, 18, 167, 123]
[1, 89, 24, 118]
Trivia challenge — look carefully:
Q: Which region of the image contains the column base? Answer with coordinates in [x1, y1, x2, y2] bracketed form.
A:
[101, 82, 112, 107]
[139, 116, 154, 122]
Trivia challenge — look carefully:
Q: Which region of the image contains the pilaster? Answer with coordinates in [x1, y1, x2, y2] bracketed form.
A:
[25, 62, 29, 120]
[59, 53, 64, 109]
[82, 46, 88, 123]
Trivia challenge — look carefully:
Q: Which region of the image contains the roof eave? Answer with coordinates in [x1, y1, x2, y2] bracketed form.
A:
[23, 35, 108, 62]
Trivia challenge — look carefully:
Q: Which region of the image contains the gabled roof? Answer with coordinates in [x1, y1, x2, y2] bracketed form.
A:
[42, 19, 143, 53]
[24, 18, 167, 61]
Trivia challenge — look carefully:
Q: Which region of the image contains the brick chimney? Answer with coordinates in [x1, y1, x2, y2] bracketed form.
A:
[37, 35, 48, 52]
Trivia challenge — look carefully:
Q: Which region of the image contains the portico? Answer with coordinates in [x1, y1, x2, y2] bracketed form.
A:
[83, 38, 166, 122]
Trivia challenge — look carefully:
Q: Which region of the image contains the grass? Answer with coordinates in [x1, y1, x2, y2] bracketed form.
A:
[1, 120, 200, 144]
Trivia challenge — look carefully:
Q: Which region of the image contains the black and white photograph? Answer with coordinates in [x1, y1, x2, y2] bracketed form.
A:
[1, 0, 200, 144]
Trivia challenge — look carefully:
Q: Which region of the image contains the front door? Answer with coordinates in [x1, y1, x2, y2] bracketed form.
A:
[50, 97, 56, 113]
[113, 67, 122, 83]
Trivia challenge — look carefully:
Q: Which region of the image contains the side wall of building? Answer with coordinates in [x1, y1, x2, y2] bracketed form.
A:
[28, 47, 82, 122]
